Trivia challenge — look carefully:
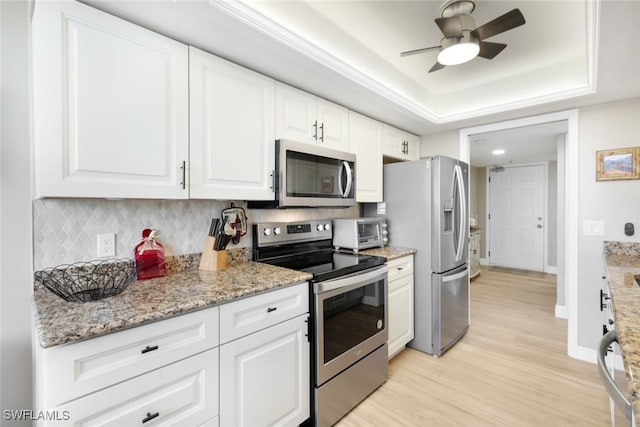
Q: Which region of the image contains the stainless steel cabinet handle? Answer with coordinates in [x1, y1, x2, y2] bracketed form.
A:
[320, 123, 324, 142]
[313, 120, 318, 140]
[179, 161, 186, 190]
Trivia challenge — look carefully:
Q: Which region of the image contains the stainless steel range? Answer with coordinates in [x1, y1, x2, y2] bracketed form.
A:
[253, 220, 388, 426]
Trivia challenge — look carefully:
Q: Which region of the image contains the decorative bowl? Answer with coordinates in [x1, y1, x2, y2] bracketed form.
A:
[34, 259, 138, 302]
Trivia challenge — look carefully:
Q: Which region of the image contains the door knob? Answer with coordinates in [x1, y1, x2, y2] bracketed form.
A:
[537, 224, 543, 229]
[537, 217, 542, 221]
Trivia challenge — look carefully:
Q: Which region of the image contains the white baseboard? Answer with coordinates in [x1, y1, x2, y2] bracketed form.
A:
[545, 265, 558, 274]
[569, 345, 597, 364]
[555, 305, 568, 319]
[569, 343, 625, 370]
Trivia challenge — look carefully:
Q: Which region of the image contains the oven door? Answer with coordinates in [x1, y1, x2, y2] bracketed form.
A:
[314, 265, 388, 386]
[277, 139, 356, 207]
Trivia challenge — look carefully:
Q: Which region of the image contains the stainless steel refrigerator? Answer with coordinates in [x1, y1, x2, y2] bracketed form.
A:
[365, 156, 469, 356]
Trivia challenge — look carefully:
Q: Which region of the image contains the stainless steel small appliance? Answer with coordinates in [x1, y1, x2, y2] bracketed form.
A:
[250, 139, 356, 208]
[253, 220, 388, 426]
[332, 217, 387, 252]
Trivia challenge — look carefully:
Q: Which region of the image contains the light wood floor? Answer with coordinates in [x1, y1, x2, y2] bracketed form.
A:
[337, 266, 613, 426]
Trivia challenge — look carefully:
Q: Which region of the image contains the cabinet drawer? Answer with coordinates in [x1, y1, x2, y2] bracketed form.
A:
[220, 283, 308, 344]
[41, 307, 218, 407]
[387, 255, 414, 282]
[50, 349, 218, 427]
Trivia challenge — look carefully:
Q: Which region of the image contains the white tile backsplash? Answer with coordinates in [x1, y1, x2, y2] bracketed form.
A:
[32, 199, 360, 270]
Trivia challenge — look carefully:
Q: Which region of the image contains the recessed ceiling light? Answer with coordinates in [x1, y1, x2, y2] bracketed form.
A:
[492, 149, 505, 155]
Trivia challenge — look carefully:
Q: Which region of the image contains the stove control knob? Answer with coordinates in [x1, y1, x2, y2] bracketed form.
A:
[316, 224, 324, 231]
[324, 223, 331, 231]
[263, 228, 272, 236]
[273, 227, 282, 235]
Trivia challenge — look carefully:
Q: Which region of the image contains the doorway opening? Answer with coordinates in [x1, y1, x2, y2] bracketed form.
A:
[459, 109, 580, 360]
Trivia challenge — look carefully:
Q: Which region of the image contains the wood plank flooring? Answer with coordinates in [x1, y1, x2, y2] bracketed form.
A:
[337, 266, 613, 426]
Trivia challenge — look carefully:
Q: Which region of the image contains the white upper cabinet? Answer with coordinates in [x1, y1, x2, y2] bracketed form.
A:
[189, 47, 276, 200]
[276, 83, 350, 152]
[382, 125, 421, 161]
[349, 111, 383, 203]
[32, 1, 189, 199]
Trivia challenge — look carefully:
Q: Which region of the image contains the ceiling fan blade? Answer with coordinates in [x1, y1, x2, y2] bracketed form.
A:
[400, 46, 441, 57]
[428, 61, 445, 73]
[435, 16, 463, 38]
[477, 41, 507, 59]
[471, 8, 525, 40]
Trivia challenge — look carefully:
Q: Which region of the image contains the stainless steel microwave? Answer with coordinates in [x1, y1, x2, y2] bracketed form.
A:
[268, 139, 357, 208]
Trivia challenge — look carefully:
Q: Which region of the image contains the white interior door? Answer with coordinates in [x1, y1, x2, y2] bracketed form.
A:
[489, 164, 545, 271]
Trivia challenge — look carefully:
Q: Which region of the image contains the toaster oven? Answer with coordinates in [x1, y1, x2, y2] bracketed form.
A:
[332, 217, 387, 252]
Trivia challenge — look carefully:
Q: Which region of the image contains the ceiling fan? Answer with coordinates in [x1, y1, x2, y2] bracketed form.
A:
[400, 0, 526, 72]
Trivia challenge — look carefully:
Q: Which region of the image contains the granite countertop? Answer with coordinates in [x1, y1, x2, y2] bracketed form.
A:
[360, 246, 416, 261]
[33, 255, 312, 349]
[602, 241, 640, 421]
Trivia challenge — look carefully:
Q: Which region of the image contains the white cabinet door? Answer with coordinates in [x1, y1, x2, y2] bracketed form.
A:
[316, 98, 350, 152]
[388, 273, 414, 359]
[349, 111, 383, 202]
[220, 314, 310, 427]
[383, 125, 420, 161]
[190, 47, 275, 200]
[275, 83, 317, 144]
[276, 83, 350, 152]
[32, 1, 189, 199]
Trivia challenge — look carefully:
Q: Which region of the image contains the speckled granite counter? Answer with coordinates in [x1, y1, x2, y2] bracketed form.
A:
[360, 246, 416, 261]
[33, 257, 312, 349]
[603, 241, 640, 421]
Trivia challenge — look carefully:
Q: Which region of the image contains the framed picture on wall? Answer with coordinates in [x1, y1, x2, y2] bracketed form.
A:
[596, 147, 640, 181]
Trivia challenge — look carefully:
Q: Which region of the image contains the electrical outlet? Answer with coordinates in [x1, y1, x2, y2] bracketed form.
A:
[97, 233, 115, 257]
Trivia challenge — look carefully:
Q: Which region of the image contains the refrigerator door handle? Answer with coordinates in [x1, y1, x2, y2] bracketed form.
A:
[454, 165, 467, 262]
[442, 268, 469, 283]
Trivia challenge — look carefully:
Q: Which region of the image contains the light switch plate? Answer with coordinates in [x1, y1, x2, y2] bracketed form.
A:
[583, 220, 604, 236]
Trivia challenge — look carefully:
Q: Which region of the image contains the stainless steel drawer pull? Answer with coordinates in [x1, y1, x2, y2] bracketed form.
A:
[141, 345, 159, 354]
[142, 412, 159, 424]
[397, 267, 404, 271]
[267, 307, 277, 313]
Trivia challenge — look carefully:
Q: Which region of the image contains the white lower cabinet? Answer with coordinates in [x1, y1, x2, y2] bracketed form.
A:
[54, 349, 218, 427]
[220, 314, 311, 427]
[36, 284, 310, 427]
[387, 255, 415, 359]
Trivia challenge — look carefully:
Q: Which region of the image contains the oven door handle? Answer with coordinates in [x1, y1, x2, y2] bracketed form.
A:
[314, 265, 388, 294]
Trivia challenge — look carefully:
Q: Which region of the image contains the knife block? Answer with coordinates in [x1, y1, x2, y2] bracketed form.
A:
[199, 236, 227, 271]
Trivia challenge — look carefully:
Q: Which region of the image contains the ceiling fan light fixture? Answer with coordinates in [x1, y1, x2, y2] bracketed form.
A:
[437, 37, 479, 65]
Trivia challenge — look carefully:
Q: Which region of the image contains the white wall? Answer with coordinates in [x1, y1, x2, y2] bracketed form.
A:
[420, 130, 460, 159]
[1, 0, 33, 423]
[577, 97, 640, 351]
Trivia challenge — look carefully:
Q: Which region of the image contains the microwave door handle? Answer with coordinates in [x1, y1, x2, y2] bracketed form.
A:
[343, 161, 353, 198]
[338, 162, 345, 196]
[454, 164, 467, 263]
